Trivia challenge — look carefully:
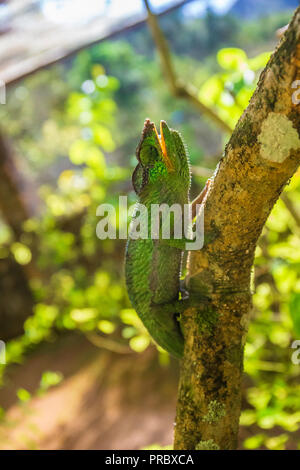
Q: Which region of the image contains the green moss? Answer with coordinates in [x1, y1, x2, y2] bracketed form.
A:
[226, 344, 243, 369]
[203, 400, 226, 424]
[196, 307, 219, 336]
[282, 25, 296, 59]
[264, 88, 276, 112]
[195, 439, 220, 450]
[203, 229, 219, 246]
[230, 115, 256, 148]
[189, 282, 210, 298]
[179, 383, 195, 404]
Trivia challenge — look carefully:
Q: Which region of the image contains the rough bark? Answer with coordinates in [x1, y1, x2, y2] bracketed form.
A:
[174, 7, 300, 450]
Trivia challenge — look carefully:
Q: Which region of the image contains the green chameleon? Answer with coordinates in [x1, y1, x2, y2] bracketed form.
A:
[125, 119, 209, 358]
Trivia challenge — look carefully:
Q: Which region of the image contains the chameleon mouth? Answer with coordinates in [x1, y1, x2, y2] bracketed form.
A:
[154, 121, 174, 172]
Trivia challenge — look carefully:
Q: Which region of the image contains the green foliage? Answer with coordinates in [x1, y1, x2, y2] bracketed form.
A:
[39, 371, 63, 394]
[69, 40, 222, 169]
[0, 61, 148, 385]
[199, 47, 271, 127]
[0, 7, 299, 449]
[17, 388, 31, 403]
[16, 370, 63, 404]
[241, 170, 300, 449]
[11, 242, 32, 265]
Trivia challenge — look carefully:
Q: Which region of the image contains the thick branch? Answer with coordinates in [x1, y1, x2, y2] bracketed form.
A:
[175, 6, 300, 450]
[143, 0, 232, 134]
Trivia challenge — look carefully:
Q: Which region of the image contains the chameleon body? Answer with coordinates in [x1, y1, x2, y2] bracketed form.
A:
[125, 119, 191, 358]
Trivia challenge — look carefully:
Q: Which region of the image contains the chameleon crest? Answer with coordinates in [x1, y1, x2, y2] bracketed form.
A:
[132, 119, 190, 198]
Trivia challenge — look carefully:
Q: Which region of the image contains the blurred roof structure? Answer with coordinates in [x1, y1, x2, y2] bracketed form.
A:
[0, 0, 188, 86]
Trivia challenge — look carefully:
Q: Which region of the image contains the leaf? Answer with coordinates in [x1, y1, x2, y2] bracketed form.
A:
[240, 410, 256, 426]
[248, 52, 271, 70]
[217, 48, 247, 71]
[11, 242, 32, 265]
[70, 308, 98, 323]
[97, 320, 116, 334]
[236, 88, 253, 108]
[120, 308, 140, 327]
[69, 140, 106, 173]
[243, 433, 265, 449]
[129, 335, 150, 353]
[265, 434, 288, 450]
[17, 388, 31, 402]
[198, 76, 223, 105]
[122, 326, 136, 339]
[93, 124, 115, 151]
[39, 371, 63, 391]
[69, 140, 88, 165]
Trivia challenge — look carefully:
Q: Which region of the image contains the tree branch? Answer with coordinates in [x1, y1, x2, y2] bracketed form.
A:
[143, 0, 232, 134]
[191, 165, 214, 178]
[174, 6, 300, 450]
[281, 191, 300, 227]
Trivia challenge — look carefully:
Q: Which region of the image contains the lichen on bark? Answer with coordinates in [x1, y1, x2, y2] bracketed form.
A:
[203, 400, 226, 424]
[195, 440, 220, 450]
[258, 112, 300, 162]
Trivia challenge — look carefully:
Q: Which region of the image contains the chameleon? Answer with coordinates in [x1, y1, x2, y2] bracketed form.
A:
[125, 119, 209, 358]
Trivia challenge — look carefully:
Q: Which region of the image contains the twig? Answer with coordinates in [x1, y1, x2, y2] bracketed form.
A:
[191, 178, 211, 219]
[5, 0, 190, 86]
[143, 0, 232, 134]
[191, 165, 214, 178]
[86, 333, 135, 354]
[280, 192, 300, 227]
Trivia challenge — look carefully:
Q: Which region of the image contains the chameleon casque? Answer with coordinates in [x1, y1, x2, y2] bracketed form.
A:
[125, 119, 208, 359]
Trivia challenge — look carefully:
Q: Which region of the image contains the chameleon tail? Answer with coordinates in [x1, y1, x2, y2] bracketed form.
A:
[143, 304, 184, 359]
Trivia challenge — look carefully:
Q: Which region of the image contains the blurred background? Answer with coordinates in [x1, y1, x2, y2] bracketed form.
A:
[0, 0, 300, 450]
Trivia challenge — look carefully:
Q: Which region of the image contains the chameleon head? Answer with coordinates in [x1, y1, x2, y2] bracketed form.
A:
[132, 119, 190, 195]
[136, 118, 175, 172]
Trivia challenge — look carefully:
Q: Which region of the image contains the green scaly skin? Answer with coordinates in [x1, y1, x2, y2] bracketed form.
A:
[125, 119, 191, 358]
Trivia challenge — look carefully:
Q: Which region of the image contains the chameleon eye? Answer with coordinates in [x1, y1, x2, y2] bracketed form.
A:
[132, 163, 148, 195]
[138, 143, 159, 166]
